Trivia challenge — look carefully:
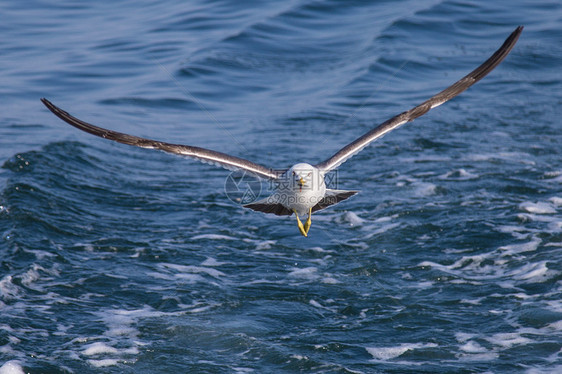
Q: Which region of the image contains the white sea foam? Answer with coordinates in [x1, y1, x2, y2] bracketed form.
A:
[420, 254, 490, 276]
[322, 277, 340, 284]
[509, 261, 550, 282]
[23, 249, 57, 260]
[375, 215, 398, 223]
[201, 257, 226, 267]
[191, 234, 237, 241]
[467, 152, 535, 165]
[0, 361, 25, 374]
[519, 201, 556, 214]
[454, 326, 552, 363]
[78, 306, 165, 367]
[288, 267, 338, 286]
[342, 211, 365, 226]
[485, 332, 533, 348]
[413, 182, 437, 197]
[146, 272, 178, 281]
[430, 255, 552, 284]
[254, 240, 276, 250]
[169, 273, 207, 283]
[455, 332, 476, 343]
[548, 175, 562, 183]
[288, 267, 318, 280]
[548, 220, 562, 232]
[499, 237, 541, 255]
[309, 246, 331, 253]
[457, 352, 499, 362]
[309, 299, 326, 309]
[0, 275, 19, 300]
[460, 298, 483, 305]
[518, 213, 559, 224]
[439, 168, 478, 180]
[547, 320, 562, 330]
[544, 242, 562, 247]
[178, 301, 218, 314]
[20, 264, 58, 290]
[0, 344, 16, 355]
[160, 263, 225, 278]
[88, 359, 120, 368]
[232, 367, 254, 373]
[416, 281, 434, 289]
[549, 196, 562, 206]
[515, 211, 562, 234]
[526, 365, 562, 374]
[459, 340, 488, 353]
[366, 342, 437, 360]
[496, 225, 529, 239]
[544, 170, 562, 178]
[399, 155, 451, 163]
[83, 342, 119, 356]
[364, 222, 401, 239]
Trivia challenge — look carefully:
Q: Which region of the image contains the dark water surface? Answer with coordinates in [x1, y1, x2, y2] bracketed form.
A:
[1, 1, 561, 373]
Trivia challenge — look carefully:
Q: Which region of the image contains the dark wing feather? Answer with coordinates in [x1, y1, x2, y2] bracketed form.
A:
[315, 26, 523, 172]
[243, 202, 293, 216]
[41, 98, 281, 180]
[312, 190, 358, 213]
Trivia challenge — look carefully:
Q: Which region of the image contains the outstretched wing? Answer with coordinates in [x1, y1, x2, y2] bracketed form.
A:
[41, 98, 281, 180]
[315, 26, 523, 172]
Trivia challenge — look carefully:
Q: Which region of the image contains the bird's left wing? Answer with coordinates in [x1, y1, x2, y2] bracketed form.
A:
[41, 98, 282, 180]
[315, 26, 523, 172]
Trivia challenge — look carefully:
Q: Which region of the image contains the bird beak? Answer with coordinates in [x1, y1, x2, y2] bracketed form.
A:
[297, 177, 305, 192]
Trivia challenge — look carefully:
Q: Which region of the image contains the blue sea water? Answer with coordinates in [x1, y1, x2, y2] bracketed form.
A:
[1, 0, 561, 372]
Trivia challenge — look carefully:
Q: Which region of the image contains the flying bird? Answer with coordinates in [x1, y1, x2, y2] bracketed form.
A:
[41, 26, 523, 237]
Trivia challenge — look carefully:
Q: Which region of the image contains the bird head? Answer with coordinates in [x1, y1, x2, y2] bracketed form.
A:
[287, 163, 318, 191]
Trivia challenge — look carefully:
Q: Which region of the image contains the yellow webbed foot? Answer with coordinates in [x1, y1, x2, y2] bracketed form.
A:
[303, 207, 312, 235]
[294, 210, 308, 237]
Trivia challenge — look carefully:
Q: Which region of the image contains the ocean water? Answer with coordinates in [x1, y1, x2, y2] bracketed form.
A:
[1, 0, 561, 373]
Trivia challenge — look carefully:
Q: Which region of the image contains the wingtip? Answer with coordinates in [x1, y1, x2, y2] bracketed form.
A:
[40, 98, 60, 115]
[40, 97, 52, 108]
[513, 25, 524, 38]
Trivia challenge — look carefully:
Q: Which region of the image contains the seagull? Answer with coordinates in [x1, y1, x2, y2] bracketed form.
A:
[41, 26, 522, 237]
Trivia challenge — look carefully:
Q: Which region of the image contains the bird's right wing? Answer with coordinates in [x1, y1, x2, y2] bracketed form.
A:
[41, 98, 282, 180]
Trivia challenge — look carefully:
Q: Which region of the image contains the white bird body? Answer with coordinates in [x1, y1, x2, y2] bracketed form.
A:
[241, 162, 358, 235]
[279, 163, 326, 216]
